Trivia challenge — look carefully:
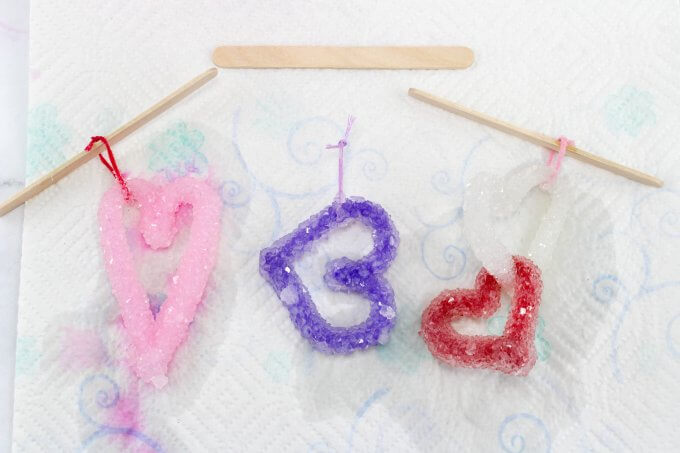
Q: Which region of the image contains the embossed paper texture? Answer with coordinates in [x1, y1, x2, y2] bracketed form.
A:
[13, 1, 680, 451]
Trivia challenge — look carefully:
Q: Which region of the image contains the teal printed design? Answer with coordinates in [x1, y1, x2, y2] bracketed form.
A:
[604, 86, 656, 137]
[488, 315, 551, 361]
[148, 122, 207, 177]
[377, 307, 429, 374]
[534, 318, 551, 361]
[26, 104, 70, 180]
[15, 336, 39, 376]
[263, 351, 292, 383]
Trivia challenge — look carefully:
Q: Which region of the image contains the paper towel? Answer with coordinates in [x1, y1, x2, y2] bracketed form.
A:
[12, 0, 680, 451]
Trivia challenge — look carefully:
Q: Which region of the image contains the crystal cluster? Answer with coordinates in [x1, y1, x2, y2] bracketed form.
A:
[420, 256, 542, 375]
[259, 197, 400, 354]
[99, 176, 222, 388]
[462, 163, 552, 286]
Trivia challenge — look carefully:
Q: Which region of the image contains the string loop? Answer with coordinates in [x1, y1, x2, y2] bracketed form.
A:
[545, 135, 573, 185]
[85, 136, 133, 201]
[326, 116, 355, 202]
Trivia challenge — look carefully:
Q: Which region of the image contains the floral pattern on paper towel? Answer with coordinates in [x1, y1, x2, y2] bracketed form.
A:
[604, 86, 655, 137]
[263, 351, 292, 383]
[148, 122, 208, 177]
[377, 306, 429, 374]
[26, 104, 70, 180]
[15, 336, 39, 376]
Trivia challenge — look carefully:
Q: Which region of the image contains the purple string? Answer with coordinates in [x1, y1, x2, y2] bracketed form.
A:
[326, 116, 355, 202]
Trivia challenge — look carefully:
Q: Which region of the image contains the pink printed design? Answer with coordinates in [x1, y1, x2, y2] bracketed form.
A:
[99, 176, 222, 388]
[59, 327, 108, 370]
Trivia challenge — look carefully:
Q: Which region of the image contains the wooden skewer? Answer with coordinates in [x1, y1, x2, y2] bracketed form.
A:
[212, 46, 474, 69]
[0, 68, 219, 217]
[408, 88, 663, 188]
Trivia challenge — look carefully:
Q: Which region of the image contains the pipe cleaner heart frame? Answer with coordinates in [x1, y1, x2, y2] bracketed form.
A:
[421, 161, 572, 375]
[99, 176, 221, 388]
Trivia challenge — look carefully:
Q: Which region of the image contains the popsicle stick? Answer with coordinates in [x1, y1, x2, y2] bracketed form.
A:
[0, 68, 218, 217]
[212, 46, 474, 69]
[408, 88, 663, 187]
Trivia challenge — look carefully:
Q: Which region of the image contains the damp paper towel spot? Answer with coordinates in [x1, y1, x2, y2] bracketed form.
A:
[13, 1, 680, 451]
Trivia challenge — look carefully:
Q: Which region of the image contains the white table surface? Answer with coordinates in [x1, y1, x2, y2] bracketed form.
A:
[0, 1, 28, 452]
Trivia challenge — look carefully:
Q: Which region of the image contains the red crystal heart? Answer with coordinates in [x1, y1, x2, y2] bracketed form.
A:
[420, 256, 542, 375]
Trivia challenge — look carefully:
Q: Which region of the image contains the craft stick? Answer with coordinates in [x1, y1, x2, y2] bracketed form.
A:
[0, 68, 218, 217]
[408, 88, 663, 187]
[212, 46, 474, 69]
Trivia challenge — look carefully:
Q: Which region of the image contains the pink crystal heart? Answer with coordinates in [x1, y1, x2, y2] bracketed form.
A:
[98, 176, 221, 388]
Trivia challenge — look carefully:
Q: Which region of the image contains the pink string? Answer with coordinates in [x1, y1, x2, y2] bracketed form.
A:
[326, 116, 355, 202]
[545, 135, 573, 185]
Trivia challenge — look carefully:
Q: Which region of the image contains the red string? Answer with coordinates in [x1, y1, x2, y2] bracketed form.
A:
[84, 136, 133, 201]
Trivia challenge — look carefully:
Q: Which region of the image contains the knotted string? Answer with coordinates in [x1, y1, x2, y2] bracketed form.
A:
[85, 136, 133, 201]
[545, 135, 573, 185]
[325, 116, 355, 202]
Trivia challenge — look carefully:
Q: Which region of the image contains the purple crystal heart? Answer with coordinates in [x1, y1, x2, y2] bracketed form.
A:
[259, 197, 400, 354]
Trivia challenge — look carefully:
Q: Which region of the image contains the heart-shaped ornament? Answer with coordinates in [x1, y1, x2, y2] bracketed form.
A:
[99, 176, 222, 388]
[259, 197, 399, 354]
[420, 162, 562, 375]
[420, 256, 542, 375]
